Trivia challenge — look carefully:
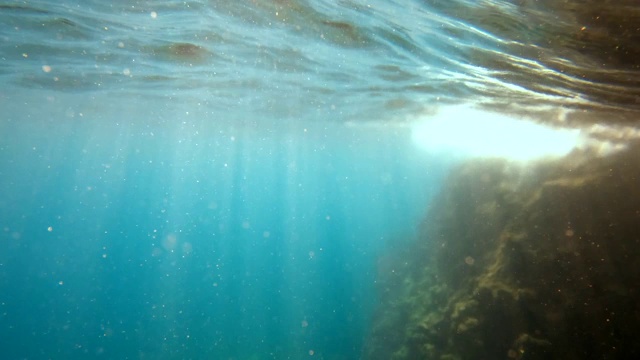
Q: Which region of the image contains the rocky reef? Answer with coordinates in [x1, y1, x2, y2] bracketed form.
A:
[366, 142, 640, 359]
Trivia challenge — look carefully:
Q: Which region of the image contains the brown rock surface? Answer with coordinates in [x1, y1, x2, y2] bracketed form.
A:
[366, 143, 640, 359]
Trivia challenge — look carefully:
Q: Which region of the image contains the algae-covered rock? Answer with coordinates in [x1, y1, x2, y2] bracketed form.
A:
[366, 142, 640, 359]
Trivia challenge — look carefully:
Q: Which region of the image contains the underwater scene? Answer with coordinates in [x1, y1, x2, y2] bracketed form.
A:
[1, 1, 639, 359]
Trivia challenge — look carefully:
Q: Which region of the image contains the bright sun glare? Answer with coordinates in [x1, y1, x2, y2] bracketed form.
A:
[411, 105, 582, 162]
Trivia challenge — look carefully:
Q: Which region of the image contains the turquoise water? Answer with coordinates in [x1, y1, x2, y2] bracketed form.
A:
[1, 1, 638, 359]
[0, 94, 447, 359]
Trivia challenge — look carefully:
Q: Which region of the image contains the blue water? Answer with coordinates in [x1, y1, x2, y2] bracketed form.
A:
[1, 0, 638, 359]
[1, 93, 449, 358]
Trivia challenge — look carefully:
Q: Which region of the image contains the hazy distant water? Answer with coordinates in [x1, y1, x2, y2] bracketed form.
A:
[1, 0, 639, 359]
[0, 90, 452, 359]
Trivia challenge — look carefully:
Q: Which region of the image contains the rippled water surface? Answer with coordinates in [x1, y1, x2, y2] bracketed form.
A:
[2, 0, 639, 119]
[1, 0, 639, 359]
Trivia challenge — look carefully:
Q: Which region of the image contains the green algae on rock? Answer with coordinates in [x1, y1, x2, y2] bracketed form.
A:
[366, 142, 640, 360]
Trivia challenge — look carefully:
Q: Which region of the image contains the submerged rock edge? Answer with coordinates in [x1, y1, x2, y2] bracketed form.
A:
[366, 142, 640, 360]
